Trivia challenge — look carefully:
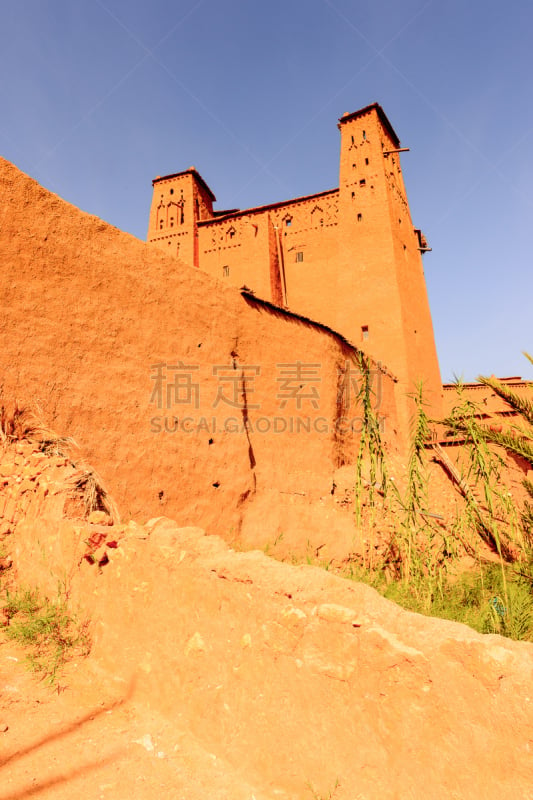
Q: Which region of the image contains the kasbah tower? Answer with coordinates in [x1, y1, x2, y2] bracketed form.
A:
[147, 103, 442, 433]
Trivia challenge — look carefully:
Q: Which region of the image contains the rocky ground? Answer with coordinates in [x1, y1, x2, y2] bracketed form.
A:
[1, 440, 533, 799]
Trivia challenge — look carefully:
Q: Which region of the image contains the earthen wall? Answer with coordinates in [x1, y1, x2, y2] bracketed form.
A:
[0, 157, 399, 535]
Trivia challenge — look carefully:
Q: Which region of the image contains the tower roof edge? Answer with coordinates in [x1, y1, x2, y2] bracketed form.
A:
[338, 103, 400, 147]
[152, 168, 216, 201]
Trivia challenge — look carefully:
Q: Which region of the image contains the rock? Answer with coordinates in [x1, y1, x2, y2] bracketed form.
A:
[280, 605, 307, 630]
[2, 498, 18, 524]
[184, 632, 206, 656]
[87, 523, 115, 535]
[0, 464, 16, 478]
[87, 531, 107, 549]
[92, 545, 110, 567]
[134, 734, 154, 752]
[88, 510, 113, 526]
[315, 603, 365, 626]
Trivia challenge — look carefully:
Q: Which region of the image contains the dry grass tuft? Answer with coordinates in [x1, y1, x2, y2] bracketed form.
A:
[0, 400, 76, 457]
[66, 468, 120, 523]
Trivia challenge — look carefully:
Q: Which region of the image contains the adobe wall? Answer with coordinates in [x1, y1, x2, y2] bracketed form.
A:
[0, 157, 400, 537]
[199, 210, 276, 300]
[442, 380, 532, 418]
[197, 190, 340, 323]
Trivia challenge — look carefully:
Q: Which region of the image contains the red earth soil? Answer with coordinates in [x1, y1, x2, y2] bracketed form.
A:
[1, 441, 532, 800]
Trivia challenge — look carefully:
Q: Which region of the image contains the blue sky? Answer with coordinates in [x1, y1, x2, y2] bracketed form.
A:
[1, 0, 532, 382]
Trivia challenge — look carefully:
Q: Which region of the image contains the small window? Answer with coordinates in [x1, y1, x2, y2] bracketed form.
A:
[222, 265, 230, 277]
[170, 217, 174, 227]
[357, 213, 363, 222]
[351, 191, 355, 199]
[228, 226, 236, 239]
[362, 130, 366, 140]
[352, 163, 356, 169]
[359, 179, 366, 187]
[361, 325, 369, 341]
[285, 217, 292, 227]
[159, 220, 164, 230]
[296, 252, 304, 262]
[170, 188, 174, 195]
[365, 158, 369, 165]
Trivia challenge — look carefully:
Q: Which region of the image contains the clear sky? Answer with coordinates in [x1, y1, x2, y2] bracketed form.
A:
[1, 0, 532, 382]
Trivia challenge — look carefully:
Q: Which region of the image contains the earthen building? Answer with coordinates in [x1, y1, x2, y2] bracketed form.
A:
[148, 103, 442, 420]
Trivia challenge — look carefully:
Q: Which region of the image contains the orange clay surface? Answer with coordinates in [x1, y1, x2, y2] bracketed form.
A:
[1, 136, 532, 798]
[0, 154, 402, 544]
[1, 442, 533, 800]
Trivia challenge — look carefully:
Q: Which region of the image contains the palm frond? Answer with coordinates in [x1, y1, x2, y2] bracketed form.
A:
[444, 418, 533, 469]
[523, 351, 533, 369]
[477, 375, 533, 426]
[523, 478, 533, 500]
[476, 427, 533, 468]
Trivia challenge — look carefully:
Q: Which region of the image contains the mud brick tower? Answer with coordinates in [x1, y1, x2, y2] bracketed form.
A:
[147, 103, 442, 422]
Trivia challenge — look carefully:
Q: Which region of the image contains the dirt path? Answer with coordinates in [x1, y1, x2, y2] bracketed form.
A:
[0, 640, 273, 800]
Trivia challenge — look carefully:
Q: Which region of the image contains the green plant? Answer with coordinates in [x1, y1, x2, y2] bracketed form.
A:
[383, 383, 455, 610]
[442, 371, 533, 621]
[1, 586, 90, 683]
[390, 383, 431, 578]
[291, 361, 533, 644]
[444, 361, 533, 554]
[353, 352, 388, 527]
[264, 531, 284, 556]
[341, 560, 533, 642]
